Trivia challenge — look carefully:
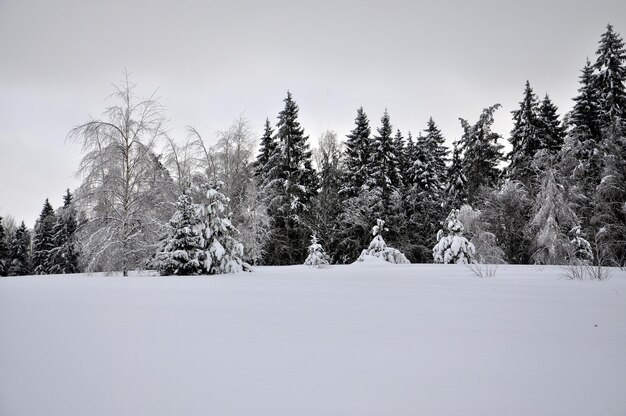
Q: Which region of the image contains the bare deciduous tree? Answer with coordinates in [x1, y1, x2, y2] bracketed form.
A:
[69, 72, 173, 275]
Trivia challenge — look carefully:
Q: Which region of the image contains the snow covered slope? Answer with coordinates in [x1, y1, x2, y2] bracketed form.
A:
[1, 263, 625, 416]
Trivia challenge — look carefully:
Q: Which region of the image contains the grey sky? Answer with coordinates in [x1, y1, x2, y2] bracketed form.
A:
[1, 0, 625, 227]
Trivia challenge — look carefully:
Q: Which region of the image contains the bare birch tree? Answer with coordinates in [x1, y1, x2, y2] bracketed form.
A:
[69, 72, 173, 275]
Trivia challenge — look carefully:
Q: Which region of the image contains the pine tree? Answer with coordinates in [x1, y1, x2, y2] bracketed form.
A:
[32, 199, 56, 274]
[196, 182, 250, 274]
[594, 24, 626, 126]
[507, 81, 542, 186]
[340, 107, 372, 198]
[49, 190, 80, 274]
[253, 118, 277, 184]
[8, 222, 31, 276]
[366, 110, 403, 212]
[538, 94, 566, 154]
[460, 104, 504, 201]
[304, 234, 330, 268]
[263, 91, 318, 264]
[0, 217, 9, 276]
[154, 192, 203, 276]
[393, 129, 408, 174]
[432, 209, 475, 264]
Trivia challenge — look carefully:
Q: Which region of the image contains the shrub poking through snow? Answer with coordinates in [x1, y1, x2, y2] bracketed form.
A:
[304, 234, 330, 268]
[357, 219, 410, 264]
[433, 209, 476, 264]
[195, 182, 251, 274]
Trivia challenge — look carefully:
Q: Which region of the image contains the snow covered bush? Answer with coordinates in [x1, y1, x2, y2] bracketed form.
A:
[154, 192, 203, 276]
[195, 182, 251, 274]
[304, 234, 330, 268]
[433, 209, 476, 264]
[357, 219, 409, 264]
[569, 226, 593, 265]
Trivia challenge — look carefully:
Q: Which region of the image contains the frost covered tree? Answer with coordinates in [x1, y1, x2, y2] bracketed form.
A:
[69, 73, 173, 276]
[456, 205, 506, 264]
[479, 180, 533, 264]
[48, 190, 80, 274]
[357, 219, 409, 264]
[304, 234, 330, 268]
[459, 104, 504, 202]
[0, 217, 9, 276]
[154, 192, 203, 276]
[195, 181, 250, 274]
[340, 107, 371, 198]
[530, 170, 578, 265]
[433, 209, 475, 264]
[8, 222, 31, 276]
[32, 199, 56, 274]
[569, 226, 593, 265]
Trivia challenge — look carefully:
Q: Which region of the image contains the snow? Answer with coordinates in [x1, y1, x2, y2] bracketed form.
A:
[1, 264, 626, 416]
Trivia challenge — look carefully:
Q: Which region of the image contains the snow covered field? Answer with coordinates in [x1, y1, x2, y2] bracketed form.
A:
[1, 262, 626, 416]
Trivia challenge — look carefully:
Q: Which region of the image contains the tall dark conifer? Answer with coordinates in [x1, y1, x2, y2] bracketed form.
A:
[0, 217, 9, 276]
[341, 107, 371, 198]
[366, 110, 403, 212]
[507, 81, 542, 186]
[8, 221, 30, 276]
[32, 198, 56, 274]
[460, 104, 504, 202]
[253, 118, 277, 185]
[265, 91, 318, 264]
[594, 24, 626, 126]
[49, 190, 80, 274]
[538, 94, 566, 154]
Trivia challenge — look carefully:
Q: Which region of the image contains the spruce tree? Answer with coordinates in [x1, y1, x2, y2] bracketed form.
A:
[366, 110, 403, 212]
[568, 59, 602, 141]
[304, 234, 330, 268]
[49, 190, 80, 274]
[459, 104, 504, 202]
[265, 91, 318, 264]
[445, 141, 468, 208]
[8, 222, 31, 276]
[340, 107, 371, 198]
[538, 94, 566, 154]
[32, 198, 56, 274]
[253, 118, 277, 184]
[507, 81, 542, 186]
[0, 217, 9, 276]
[594, 24, 626, 126]
[154, 191, 203, 276]
[196, 182, 250, 274]
[423, 117, 449, 184]
[393, 129, 408, 175]
[432, 209, 475, 264]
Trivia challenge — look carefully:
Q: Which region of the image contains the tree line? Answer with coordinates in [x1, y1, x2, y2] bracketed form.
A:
[1, 24, 624, 275]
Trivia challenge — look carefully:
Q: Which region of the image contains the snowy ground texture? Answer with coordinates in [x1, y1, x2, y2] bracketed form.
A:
[1, 261, 626, 416]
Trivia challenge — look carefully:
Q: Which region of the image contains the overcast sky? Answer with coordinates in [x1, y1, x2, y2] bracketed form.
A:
[1, 0, 625, 227]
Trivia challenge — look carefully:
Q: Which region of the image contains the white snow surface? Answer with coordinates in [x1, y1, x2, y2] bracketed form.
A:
[1, 263, 626, 416]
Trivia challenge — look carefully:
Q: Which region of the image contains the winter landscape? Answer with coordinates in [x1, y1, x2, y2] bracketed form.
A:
[2, 1, 626, 415]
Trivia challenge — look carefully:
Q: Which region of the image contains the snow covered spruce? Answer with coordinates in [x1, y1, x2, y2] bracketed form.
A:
[357, 219, 409, 264]
[433, 209, 476, 264]
[303, 234, 330, 268]
[154, 182, 251, 276]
